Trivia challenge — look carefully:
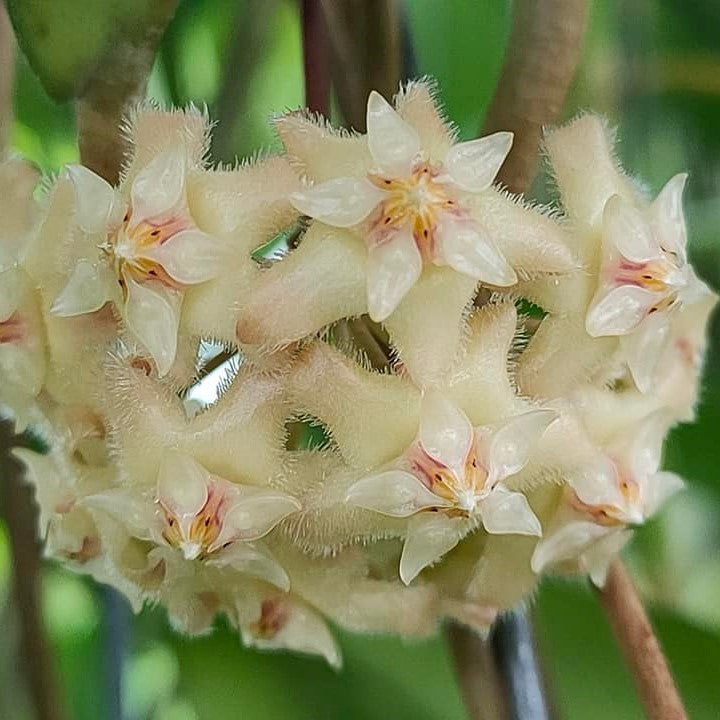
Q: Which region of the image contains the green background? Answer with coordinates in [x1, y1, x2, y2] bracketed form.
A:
[2, 0, 720, 718]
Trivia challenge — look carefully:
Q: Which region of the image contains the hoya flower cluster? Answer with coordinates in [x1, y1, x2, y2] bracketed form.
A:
[0, 82, 715, 668]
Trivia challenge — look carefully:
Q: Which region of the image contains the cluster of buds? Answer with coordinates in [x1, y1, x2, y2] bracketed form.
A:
[0, 81, 715, 668]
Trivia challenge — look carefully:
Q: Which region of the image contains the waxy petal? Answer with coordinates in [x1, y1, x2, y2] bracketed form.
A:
[400, 513, 462, 585]
[366, 91, 421, 176]
[346, 470, 449, 517]
[437, 215, 517, 286]
[145, 228, 227, 285]
[479, 486, 542, 537]
[583, 529, 633, 587]
[123, 276, 181, 376]
[586, 285, 658, 337]
[130, 149, 186, 225]
[157, 450, 209, 522]
[444, 132, 513, 193]
[51, 260, 114, 316]
[531, 521, 609, 574]
[290, 177, 384, 228]
[621, 313, 670, 393]
[603, 194, 657, 262]
[366, 225, 422, 322]
[419, 390, 473, 475]
[629, 411, 670, 479]
[65, 164, 123, 234]
[642, 471, 683, 518]
[0, 267, 23, 320]
[82, 489, 156, 542]
[568, 455, 624, 509]
[215, 542, 290, 590]
[242, 600, 342, 669]
[486, 410, 557, 486]
[650, 173, 688, 260]
[217, 489, 301, 544]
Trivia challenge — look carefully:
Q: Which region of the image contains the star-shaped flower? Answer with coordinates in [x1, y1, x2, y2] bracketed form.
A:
[531, 411, 683, 585]
[86, 450, 301, 590]
[586, 175, 708, 392]
[51, 149, 226, 376]
[290, 91, 517, 321]
[346, 391, 555, 584]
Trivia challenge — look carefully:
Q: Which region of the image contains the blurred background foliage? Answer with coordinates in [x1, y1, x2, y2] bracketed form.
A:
[2, 0, 720, 718]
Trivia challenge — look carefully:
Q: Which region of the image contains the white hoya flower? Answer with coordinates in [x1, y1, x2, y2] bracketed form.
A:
[290, 91, 517, 321]
[241, 593, 342, 669]
[585, 174, 709, 392]
[85, 450, 301, 591]
[531, 411, 684, 586]
[346, 391, 555, 584]
[51, 150, 227, 376]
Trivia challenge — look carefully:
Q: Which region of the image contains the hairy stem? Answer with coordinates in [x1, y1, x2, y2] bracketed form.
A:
[319, 0, 401, 130]
[597, 561, 688, 720]
[482, 0, 589, 193]
[76, 0, 180, 183]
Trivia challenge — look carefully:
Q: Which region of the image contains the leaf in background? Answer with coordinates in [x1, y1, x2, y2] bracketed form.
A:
[536, 579, 720, 720]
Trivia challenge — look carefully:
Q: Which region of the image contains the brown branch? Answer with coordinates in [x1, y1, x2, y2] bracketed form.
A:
[482, 0, 589, 193]
[447, 623, 510, 720]
[302, 0, 330, 116]
[211, 0, 277, 163]
[597, 561, 688, 720]
[76, 0, 180, 183]
[1, 422, 67, 720]
[319, 0, 401, 130]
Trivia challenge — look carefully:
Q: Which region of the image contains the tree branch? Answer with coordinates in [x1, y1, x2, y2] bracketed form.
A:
[1, 422, 67, 720]
[482, 0, 589, 193]
[319, 0, 401, 130]
[302, 0, 330, 116]
[597, 561, 688, 720]
[75, 0, 180, 183]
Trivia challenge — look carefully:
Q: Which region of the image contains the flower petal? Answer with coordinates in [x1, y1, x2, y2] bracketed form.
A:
[629, 410, 670, 478]
[242, 599, 342, 669]
[290, 177, 384, 228]
[82, 489, 156, 541]
[568, 455, 624, 508]
[486, 409, 557, 485]
[216, 542, 290, 590]
[130, 148, 186, 225]
[650, 173, 688, 259]
[64, 164, 123, 234]
[399, 513, 461, 585]
[479, 486, 541, 536]
[583, 529, 633, 587]
[603, 194, 657, 262]
[157, 450, 209, 521]
[586, 284, 658, 337]
[419, 390, 473, 474]
[366, 90, 421, 176]
[530, 521, 609, 574]
[444, 132, 513, 193]
[123, 276, 181, 376]
[51, 260, 113, 316]
[346, 470, 448, 517]
[144, 228, 227, 284]
[216, 488, 301, 544]
[436, 214, 517, 286]
[620, 314, 670, 393]
[642, 471, 683, 518]
[366, 225, 422, 322]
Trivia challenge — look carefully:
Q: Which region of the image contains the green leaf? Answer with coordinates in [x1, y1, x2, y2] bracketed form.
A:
[6, 0, 179, 101]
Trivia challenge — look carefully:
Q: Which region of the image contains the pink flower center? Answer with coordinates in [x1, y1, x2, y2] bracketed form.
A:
[0, 311, 25, 345]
